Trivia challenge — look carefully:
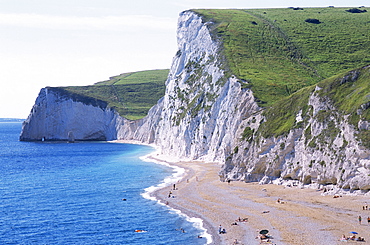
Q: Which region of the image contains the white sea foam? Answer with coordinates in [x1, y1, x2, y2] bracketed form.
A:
[140, 151, 213, 244]
[166, 206, 213, 244]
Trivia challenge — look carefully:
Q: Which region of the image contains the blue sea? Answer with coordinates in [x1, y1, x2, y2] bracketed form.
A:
[0, 122, 208, 244]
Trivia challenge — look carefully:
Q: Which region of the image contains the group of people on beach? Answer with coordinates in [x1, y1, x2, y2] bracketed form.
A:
[168, 184, 177, 198]
[218, 224, 226, 234]
[230, 217, 248, 227]
[236, 217, 248, 222]
[341, 234, 365, 242]
[276, 198, 285, 204]
[357, 215, 370, 225]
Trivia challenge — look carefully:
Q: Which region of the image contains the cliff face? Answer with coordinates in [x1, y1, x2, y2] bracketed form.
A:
[21, 10, 370, 191]
[20, 87, 121, 141]
[222, 66, 370, 191]
[142, 11, 260, 162]
[100, 11, 260, 164]
[118, 11, 370, 191]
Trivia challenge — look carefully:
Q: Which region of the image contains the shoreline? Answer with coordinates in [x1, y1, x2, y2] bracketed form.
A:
[140, 154, 215, 244]
[112, 139, 215, 244]
[147, 158, 258, 245]
[145, 158, 370, 245]
[114, 140, 370, 244]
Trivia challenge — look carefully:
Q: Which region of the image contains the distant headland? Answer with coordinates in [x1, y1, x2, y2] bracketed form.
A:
[0, 118, 24, 122]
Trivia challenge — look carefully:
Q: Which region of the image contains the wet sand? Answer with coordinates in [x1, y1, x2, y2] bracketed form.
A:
[151, 159, 370, 245]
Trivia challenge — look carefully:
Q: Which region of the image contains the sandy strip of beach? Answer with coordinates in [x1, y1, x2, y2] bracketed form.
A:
[150, 158, 370, 245]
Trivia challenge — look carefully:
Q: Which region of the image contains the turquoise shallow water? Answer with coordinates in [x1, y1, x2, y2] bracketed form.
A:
[0, 122, 206, 244]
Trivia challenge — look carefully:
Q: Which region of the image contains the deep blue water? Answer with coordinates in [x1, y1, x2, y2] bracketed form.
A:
[0, 122, 206, 244]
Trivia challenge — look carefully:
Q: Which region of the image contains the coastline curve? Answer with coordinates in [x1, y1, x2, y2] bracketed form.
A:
[140, 152, 214, 244]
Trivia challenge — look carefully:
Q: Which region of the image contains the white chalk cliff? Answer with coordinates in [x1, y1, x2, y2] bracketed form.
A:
[20, 11, 370, 191]
[20, 87, 121, 141]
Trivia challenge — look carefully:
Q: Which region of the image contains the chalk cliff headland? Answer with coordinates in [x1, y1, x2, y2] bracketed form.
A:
[21, 8, 370, 191]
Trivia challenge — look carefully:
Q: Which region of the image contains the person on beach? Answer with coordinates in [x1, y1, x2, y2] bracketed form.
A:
[258, 234, 269, 241]
[218, 225, 227, 234]
[368, 216, 370, 225]
[173, 183, 176, 190]
[236, 217, 248, 222]
[359, 215, 362, 225]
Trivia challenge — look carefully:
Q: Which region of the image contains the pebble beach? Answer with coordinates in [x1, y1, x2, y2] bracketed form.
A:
[112, 140, 370, 245]
[151, 159, 370, 245]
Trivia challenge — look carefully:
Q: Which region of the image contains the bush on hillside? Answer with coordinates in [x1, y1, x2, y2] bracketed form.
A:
[305, 18, 322, 24]
[346, 8, 367, 13]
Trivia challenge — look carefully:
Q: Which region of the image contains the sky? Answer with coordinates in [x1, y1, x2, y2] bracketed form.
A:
[0, 0, 367, 118]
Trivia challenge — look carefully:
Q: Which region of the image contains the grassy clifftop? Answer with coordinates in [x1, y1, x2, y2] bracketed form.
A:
[62, 69, 168, 120]
[194, 7, 370, 106]
[56, 7, 369, 121]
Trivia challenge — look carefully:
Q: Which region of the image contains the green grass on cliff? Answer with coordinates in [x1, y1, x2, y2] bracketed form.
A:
[95, 69, 169, 86]
[193, 7, 370, 140]
[63, 69, 168, 120]
[58, 7, 370, 123]
[316, 65, 370, 147]
[259, 65, 370, 139]
[193, 7, 370, 107]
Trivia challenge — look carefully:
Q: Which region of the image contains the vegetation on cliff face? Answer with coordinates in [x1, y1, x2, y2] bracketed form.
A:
[258, 85, 314, 138]
[62, 69, 168, 120]
[253, 65, 370, 148]
[316, 65, 370, 147]
[193, 7, 370, 107]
